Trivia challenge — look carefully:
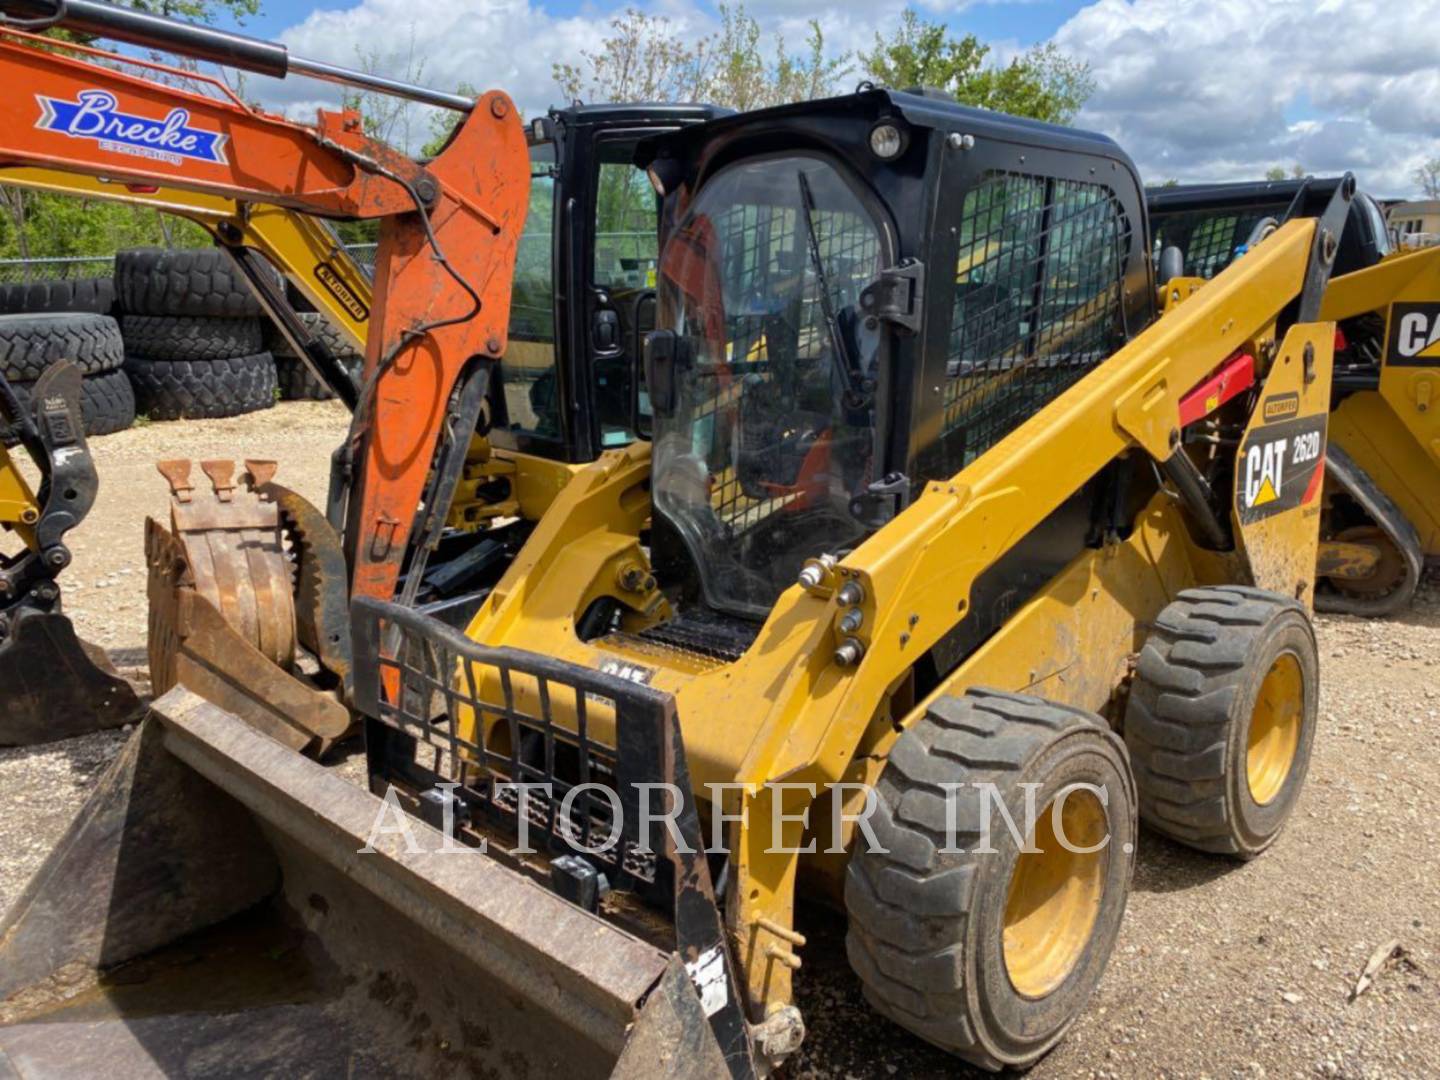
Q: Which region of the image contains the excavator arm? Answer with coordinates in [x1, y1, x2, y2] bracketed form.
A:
[0, 6, 531, 611]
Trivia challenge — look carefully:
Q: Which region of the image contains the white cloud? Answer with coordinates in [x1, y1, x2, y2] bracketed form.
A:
[243, 0, 1440, 196]
[1052, 0, 1440, 194]
[240, 0, 627, 146]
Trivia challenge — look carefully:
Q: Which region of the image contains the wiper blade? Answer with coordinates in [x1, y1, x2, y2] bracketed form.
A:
[796, 169, 870, 408]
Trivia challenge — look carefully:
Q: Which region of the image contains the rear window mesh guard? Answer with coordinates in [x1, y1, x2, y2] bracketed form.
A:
[940, 171, 1131, 469]
[1151, 204, 1287, 279]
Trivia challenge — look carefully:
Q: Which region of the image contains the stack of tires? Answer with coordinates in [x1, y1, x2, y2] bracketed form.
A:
[0, 278, 134, 445]
[269, 287, 363, 401]
[117, 248, 277, 420]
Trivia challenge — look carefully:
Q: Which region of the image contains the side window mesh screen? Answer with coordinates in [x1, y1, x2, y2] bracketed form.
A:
[1151, 204, 1287, 279]
[936, 172, 1130, 472]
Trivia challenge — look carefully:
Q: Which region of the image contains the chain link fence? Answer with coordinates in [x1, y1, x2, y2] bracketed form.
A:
[0, 233, 656, 288]
[0, 255, 116, 284]
[0, 246, 382, 285]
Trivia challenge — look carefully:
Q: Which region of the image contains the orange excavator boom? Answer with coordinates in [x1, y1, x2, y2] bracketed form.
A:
[0, 1, 530, 611]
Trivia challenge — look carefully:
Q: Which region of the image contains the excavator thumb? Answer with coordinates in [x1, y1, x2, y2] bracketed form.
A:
[0, 361, 141, 745]
[146, 459, 350, 755]
[0, 687, 743, 1078]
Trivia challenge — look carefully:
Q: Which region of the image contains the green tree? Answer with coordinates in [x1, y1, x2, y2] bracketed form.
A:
[116, 0, 259, 22]
[860, 10, 1094, 124]
[1, 0, 264, 262]
[421, 83, 480, 159]
[1264, 164, 1306, 181]
[705, 5, 849, 111]
[552, 4, 849, 112]
[1413, 157, 1440, 199]
[554, 9, 713, 104]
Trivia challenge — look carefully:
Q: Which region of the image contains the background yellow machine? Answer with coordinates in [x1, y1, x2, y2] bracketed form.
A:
[1151, 177, 1440, 614]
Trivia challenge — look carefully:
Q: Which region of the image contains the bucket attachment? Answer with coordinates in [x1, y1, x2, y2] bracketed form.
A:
[0, 361, 142, 746]
[0, 608, 141, 745]
[0, 688, 750, 1077]
[147, 460, 350, 755]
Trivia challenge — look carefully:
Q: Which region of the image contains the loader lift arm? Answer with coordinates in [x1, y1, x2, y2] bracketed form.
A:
[0, 0, 531, 612]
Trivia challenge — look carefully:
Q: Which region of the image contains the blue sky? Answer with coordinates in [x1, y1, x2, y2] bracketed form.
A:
[211, 0, 1440, 196]
[225, 0, 1088, 51]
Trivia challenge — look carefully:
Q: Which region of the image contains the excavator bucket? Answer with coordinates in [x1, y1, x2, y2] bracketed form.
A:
[146, 459, 350, 755]
[0, 687, 741, 1078]
[0, 361, 142, 746]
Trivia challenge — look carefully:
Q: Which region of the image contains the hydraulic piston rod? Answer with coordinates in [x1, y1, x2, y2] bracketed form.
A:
[0, 0, 475, 112]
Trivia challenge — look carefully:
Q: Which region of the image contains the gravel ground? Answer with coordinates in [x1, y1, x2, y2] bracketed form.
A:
[2, 404, 1436, 1078]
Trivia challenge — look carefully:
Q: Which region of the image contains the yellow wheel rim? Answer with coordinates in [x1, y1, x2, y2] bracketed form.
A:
[1003, 788, 1108, 999]
[1246, 652, 1304, 805]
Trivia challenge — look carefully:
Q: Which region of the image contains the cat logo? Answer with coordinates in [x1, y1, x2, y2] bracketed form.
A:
[1234, 414, 1327, 524]
[1386, 303, 1440, 366]
[1243, 438, 1287, 508]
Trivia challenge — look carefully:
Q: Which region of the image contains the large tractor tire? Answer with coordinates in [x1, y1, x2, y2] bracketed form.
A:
[275, 356, 361, 401]
[1124, 585, 1318, 859]
[846, 688, 1136, 1071]
[115, 247, 274, 319]
[0, 312, 124, 381]
[0, 275, 116, 315]
[128, 352, 277, 420]
[0, 368, 136, 445]
[271, 312, 361, 401]
[120, 315, 264, 361]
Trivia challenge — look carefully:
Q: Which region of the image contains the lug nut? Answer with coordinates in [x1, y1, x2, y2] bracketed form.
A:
[834, 637, 865, 666]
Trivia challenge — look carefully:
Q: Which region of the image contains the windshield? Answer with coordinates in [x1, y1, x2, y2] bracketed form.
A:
[497, 140, 561, 442]
[653, 155, 885, 618]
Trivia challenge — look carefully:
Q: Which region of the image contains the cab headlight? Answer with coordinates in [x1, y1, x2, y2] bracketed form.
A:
[869, 122, 907, 160]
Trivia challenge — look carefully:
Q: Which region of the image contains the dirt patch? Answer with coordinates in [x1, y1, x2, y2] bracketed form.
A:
[3, 403, 1436, 1077]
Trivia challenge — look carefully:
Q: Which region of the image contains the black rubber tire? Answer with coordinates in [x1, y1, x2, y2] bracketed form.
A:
[0, 275, 116, 315]
[271, 312, 361, 400]
[127, 352, 277, 421]
[845, 688, 1136, 1071]
[115, 247, 273, 318]
[268, 310, 360, 360]
[1123, 585, 1318, 859]
[120, 315, 264, 361]
[0, 312, 124, 380]
[1, 367, 136, 445]
[275, 355, 360, 401]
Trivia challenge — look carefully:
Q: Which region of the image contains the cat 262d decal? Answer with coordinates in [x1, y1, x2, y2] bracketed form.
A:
[1234, 406, 1327, 525]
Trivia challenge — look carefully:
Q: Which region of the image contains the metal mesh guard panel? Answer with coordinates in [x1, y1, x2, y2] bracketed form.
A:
[940, 171, 1130, 469]
[352, 597, 692, 893]
[1151, 205, 1284, 280]
[696, 198, 880, 531]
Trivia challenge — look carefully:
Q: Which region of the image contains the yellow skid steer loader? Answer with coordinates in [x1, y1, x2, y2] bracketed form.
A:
[1150, 177, 1440, 613]
[4, 77, 1352, 1075]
